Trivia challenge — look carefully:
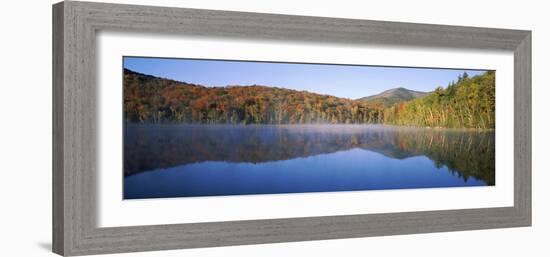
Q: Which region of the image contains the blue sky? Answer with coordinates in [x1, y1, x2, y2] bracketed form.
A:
[123, 57, 487, 99]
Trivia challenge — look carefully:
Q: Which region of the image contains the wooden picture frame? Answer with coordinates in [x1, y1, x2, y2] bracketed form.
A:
[52, 1, 531, 256]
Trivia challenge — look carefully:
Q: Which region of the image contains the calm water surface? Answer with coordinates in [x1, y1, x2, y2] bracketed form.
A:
[124, 124, 494, 199]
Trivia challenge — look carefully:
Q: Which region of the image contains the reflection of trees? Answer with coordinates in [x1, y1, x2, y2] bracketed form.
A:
[378, 130, 495, 185]
[124, 124, 494, 185]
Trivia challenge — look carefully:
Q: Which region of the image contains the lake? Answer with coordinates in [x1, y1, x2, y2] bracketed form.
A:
[124, 124, 495, 199]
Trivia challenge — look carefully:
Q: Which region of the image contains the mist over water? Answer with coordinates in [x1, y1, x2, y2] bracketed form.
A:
[123, 124, 494, 199]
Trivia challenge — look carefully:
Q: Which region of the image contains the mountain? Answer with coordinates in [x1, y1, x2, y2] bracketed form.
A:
[123, 69, 384, 124]
[358, 87, 429, 107]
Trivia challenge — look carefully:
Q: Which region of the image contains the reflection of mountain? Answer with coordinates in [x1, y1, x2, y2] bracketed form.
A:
[124, 124, 494, 185]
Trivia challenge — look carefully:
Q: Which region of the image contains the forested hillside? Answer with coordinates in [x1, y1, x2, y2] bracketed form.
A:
[383, 71, 495, 129]
[123, 69, 495, 129]
[124, 69, 384, 124]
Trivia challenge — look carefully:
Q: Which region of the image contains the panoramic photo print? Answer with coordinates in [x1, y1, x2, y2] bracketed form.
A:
[122, 56, 495, 199]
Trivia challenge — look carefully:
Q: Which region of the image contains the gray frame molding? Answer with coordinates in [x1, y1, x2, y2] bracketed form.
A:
[52, 1, 531, 256]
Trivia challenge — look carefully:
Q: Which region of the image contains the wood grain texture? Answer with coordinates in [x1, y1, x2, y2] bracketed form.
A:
[52, 1, 532, 256]
[52, 2, 65, 254]
[514, 32, 532, 224]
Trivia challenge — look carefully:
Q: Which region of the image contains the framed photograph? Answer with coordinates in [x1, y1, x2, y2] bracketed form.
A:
[52, 1, 531, 256]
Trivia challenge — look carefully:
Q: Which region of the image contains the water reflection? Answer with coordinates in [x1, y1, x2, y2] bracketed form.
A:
[124, 124, 494, 186]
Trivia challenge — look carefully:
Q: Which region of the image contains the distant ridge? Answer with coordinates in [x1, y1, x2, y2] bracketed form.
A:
[358, 87, 429, 107]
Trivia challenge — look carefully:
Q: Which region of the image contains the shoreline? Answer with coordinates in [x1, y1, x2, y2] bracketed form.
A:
[124, 122, 495, 132]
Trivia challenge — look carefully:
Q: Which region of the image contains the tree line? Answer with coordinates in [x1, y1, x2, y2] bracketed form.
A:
[123, 69, 495, 129]
[383, 71, 495, 129]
